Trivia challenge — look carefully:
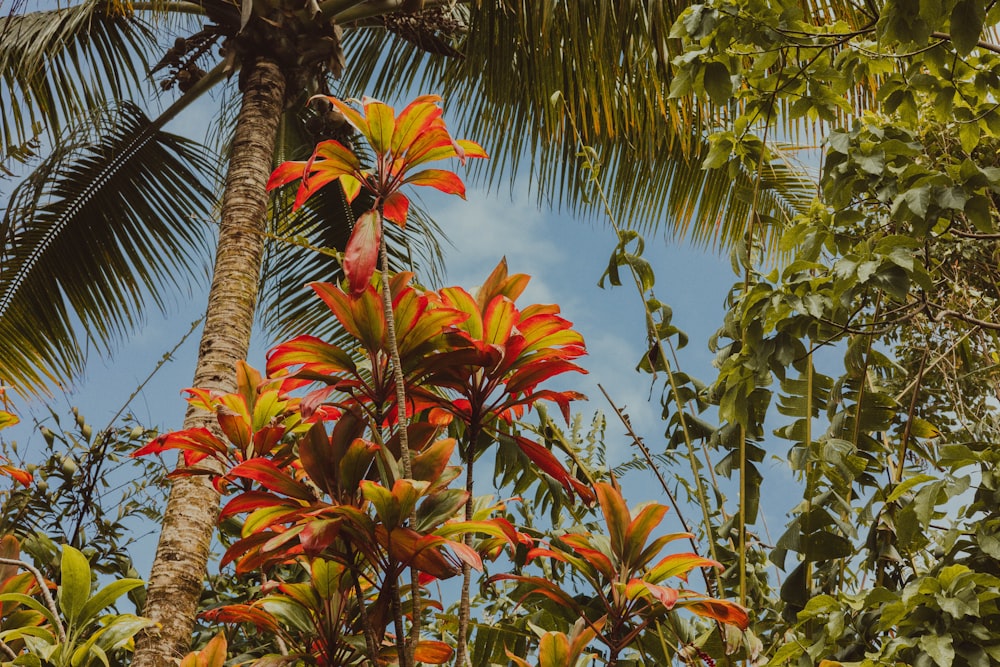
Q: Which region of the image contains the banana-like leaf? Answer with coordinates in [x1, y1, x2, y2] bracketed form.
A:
[0, 102, 216, 396]
[0, 0, 155, 159]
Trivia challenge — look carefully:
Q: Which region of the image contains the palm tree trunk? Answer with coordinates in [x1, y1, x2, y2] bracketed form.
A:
[133, 57, 286, 667]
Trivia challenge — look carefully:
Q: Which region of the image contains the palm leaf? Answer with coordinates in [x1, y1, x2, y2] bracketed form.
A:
[339, 2, 817, 251]
[0, 102, 216, 396]
[0, 0, 157, 161]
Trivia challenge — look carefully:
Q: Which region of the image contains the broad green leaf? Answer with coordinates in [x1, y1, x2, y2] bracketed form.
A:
[886, 474, 937, 503]
[704, 61, 733, 105]
[950, 0, 985, 55]
[260, 597, 315, 634]
[919, 633, 955, 667]
[77, 579, 144, 628]
[311, 559, 346, 601]
[58, 545, 91, 627]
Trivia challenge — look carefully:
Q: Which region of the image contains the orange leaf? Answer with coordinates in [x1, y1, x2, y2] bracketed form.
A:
[680, 598, 751, 629]
[595, 482, 631, 560]
[266, 160, 307, 190]
[647, 553, 721, 584]
[383, 191, 410, 227]
[392, 95, 443, 154]
[404, 168, 466, 198]
[413, 640, 453, 664]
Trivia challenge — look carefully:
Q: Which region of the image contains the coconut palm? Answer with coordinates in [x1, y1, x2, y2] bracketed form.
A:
[0, 0, 818, 662]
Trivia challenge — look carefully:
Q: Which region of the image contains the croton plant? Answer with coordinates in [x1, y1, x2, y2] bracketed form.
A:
[127, 95, 749, 666]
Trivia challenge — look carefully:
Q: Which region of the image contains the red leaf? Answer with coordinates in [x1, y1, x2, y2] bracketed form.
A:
[404, 168, 466, 198]
[200, 605, 281, 634]
[514, 436, 594, 503]
[679, 599, 751, 629]
[343, 209, 381, 297]
[220, 491, 296, 518]
[266, 335, 357, 377]
[382, 191, 409, 227]
[266, 160, 307, 190]
[228, 458, 316, 500]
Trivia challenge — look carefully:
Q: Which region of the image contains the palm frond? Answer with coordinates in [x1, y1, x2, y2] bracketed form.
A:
[0, 0, 155, 161]
[0, 102, 217, 396]
[339, 2, 817, 251]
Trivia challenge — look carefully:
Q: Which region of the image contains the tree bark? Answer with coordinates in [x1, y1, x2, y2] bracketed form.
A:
[133, 57, 286, 667]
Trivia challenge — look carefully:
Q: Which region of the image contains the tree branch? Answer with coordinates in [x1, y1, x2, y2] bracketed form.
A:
[931, 31, 1000, 55]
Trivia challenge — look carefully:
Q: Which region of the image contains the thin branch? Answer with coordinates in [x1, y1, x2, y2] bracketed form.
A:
[929, 302, 1000, 331]
[598, 384, 717, 597]
[894, 346, 929, 484]
[377, 212, 418, 667]
[0, 638, 14, 661]
[948, 227, 1000, 240]
[0, 557, 66, 643]
[931, 31, 1000, 56]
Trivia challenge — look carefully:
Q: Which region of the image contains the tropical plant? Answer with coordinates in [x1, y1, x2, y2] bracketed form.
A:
[134, 251, 601, 665]
[492, 482, 749, 666]
[0, 543, 152, 667]
[0, 1, 821, 661]
[0, 408, 164, 585]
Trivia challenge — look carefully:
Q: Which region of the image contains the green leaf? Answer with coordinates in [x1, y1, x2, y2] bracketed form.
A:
[703, 61, 733, 105]
[58, 545, 91, 627]
[803, 531, 853, 561]
[260, 597, 315, 634]
[919, 634, 955, 667]
[766, 640, 804, 666]
[77, 579, 144, 629]
[950, 0, 985, 55]
[886, 474, 937, 503]
[964, 194, 993, 232]
[310, 559, 346, 601]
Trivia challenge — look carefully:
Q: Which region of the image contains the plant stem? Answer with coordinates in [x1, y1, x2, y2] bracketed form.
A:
[598, 384, 718, 597]
[377, 216, 420, 664]
[455, 437, 476, 667]
[0, 557, 66, 643]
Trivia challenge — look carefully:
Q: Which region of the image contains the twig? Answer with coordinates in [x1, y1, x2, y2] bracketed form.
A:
[0, 557, 66, 644]
[598, 384, 718, 597]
